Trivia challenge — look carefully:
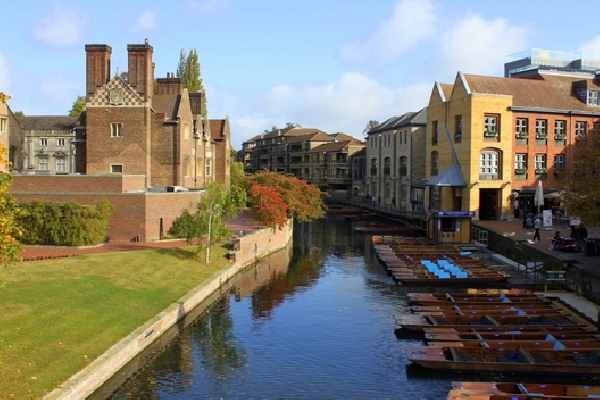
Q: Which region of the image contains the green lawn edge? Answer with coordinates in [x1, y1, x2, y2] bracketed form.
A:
[0, 245, 231, 399]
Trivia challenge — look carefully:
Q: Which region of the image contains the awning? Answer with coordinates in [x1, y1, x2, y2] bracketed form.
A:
[425, 164, 467, 187]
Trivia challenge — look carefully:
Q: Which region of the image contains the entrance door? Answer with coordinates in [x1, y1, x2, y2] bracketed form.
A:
[479, 189, 498, 220]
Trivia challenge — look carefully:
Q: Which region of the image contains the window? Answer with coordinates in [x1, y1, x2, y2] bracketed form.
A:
[0, 117, 7, 132]
[576, 121, 587, 137]
[39, 157, 49, 170]
[455, 115, 462, 138]
[535, 154, 547, 173]
[399, 156, 407, 176]
[480, 151, 499, 179]
[515, 154, 527, 169]
[111, 164, 123, 173]
[515, 118, 528, 135]
[554, 120, 566, 139]
[56, 158, 66, 172]
[111, 122, 123, 137]
[587, 90, 599, 106]
[554, 154, 564, 170]
[39, 138, 48, 146]
[370, 158, 377, 175]
[401, 185, 407, 201]
[535, 119, 547, 138]
[432, 121, 438, 145]
[484, 115, 498, 135]
[385, 182, 391, 198]
[57, 138, 65, 146]
[206, 159, 212, 176]
[184, 122, 190, 140]
[431, 151, 438, 175]
[383, 157, 391, 176]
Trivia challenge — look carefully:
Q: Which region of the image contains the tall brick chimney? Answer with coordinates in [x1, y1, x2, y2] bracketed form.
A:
[85, 44, 112, 100]
[127, 42, 154, 102]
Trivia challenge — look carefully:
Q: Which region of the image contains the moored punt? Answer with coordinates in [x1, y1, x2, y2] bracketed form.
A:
[353, 225, 415, 234]
[448, 381, 600, 399]
[412, 308, 569, 318]
[407, 292, 550, 306]
[406, 345, 600, 377]
[425, 328, 600, 343]
[427, 338, 600, 351]
[411, 302, 560, 314]
[395, 313, 591, 333]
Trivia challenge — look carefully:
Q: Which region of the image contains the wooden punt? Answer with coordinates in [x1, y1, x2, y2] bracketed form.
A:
[425, 328, 600, 343]
[406, 345, 600, 377]
[448, 381, 600, 399]
[407, 291, 549, 306]
[412, 308, 568, 318]
[411, 302, 560, 314]
[427, 338, 600, 351]
[395, 313, 591, 333]
[353, 225, 415, 234]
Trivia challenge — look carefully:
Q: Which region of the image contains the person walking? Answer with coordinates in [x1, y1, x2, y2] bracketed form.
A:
[577, 224, 588, 253]
[533, 216, 541, 242]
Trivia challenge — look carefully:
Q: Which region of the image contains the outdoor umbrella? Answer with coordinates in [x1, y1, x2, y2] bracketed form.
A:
[534, 179, 544, 214]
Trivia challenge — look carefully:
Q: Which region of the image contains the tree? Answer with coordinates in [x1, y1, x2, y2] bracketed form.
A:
[177, 48, 207, 119]
[363, 120, 380, 137]
[230, 147, 245, 184]
[240, 171, 327, 225]
[250, 183, 288, 229]
[168, 182, 239, 263]
[12, 111, 24, 117]
[0, 154, 22, 267]
[69, 95, 86, 117]
[557, 133, 600, 225]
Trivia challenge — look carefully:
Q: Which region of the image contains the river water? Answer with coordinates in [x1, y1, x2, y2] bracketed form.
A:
[103, 215, 474, 399]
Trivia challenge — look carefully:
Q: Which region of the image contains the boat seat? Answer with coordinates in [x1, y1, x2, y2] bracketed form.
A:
[527, 315, 557, 326]
[467, 316, 495, 326]
[574, 351, 600, 365]
[450, 347, 475, 362]
[496, 349, 531, 363]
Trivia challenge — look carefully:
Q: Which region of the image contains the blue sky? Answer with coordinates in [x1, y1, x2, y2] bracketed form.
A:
[2, 0, 599, 150]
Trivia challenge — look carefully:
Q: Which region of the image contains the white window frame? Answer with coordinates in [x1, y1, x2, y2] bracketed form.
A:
[479, 151, 499, 179]
[484, 115, 498, 133]
[576, 121, 587, 137]
[56, 158, 66, 172]
[535, 154, 547, 170]
[554, 154, 564, 170]
[39, 157, 49, 170]
[515, 153, 527, 169]
[0, 117, 7, 133]
[111, 122, 123, 137]
[555, 120, 566, 136]
[39, 138, 48, 146]
[515, 118, 528, 134]
[57, 138, 65, 146]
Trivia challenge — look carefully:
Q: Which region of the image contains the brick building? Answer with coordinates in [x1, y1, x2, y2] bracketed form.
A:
[7, 41, 231, 242]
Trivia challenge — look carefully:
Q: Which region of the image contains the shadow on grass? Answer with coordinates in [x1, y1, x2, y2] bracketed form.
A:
[156, 244, 231, 262]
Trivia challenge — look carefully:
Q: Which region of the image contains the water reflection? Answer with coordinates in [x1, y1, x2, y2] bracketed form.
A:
[105, 216, 457, 399]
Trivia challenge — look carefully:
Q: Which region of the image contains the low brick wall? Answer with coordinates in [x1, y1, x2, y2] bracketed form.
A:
[44, 220, 293, 400]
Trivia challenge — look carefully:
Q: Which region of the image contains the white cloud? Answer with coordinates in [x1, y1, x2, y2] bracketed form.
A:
[579, 36, 600, 59]
[0, 53, 9, 93]
[434, 12, 530, 77]
[339, 0, 438, 64]
[33, 5, 87, 47]
[133, 11, 156, 32]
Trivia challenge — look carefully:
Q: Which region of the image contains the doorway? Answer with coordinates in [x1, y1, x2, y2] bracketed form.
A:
[479, 188, 498, 220]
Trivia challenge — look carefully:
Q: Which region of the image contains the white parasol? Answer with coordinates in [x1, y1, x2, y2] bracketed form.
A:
[534, 179, 544, 214]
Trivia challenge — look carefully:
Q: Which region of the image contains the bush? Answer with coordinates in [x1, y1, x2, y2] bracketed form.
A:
[17, 199, 114, 246]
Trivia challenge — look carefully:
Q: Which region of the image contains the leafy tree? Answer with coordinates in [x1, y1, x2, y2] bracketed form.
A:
[12, 111, 24, 117]
[557, 133, 600, 225]
[0, 145, 22, 268]
[363, 120, 380, 137]
[69, 95, 86, 117]
[240, 171, 327, 224]
[230, 147, 245, 184]
[168, 182, 239, 263]
[177, 48, 207, 119]
[250, 183, 288, 229]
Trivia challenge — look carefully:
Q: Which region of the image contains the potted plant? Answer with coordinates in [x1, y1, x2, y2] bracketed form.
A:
[484, 130, 498, 137]
[535, 168, 547, 174]
[555, 132, 567, 140]
[516, 131, 528, 139]
[515, 168, 527, 175]
[536, 131, 547, 139]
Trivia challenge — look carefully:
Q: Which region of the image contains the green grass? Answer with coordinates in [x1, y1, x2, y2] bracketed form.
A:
[0, 245, 231, 399]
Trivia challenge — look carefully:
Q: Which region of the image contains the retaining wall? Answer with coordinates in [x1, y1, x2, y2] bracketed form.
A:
[44, 219, 293, 399]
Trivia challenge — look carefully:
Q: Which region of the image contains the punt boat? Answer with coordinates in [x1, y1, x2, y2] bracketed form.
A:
[410, 302, 560, 314]
[424, 328, 600, 343]
[448, 381, 600, 399]
[407, 291, 551, 306]
[406, 345, 600, 377]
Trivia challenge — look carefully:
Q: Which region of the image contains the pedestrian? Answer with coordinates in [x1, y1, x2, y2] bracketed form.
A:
[570, 225, 577, 240]
[577, 224, 588, 253]
[533, 216, 541, 242]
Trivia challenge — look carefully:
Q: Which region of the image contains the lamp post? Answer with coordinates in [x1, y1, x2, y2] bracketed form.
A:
[205, 202, 219, 264]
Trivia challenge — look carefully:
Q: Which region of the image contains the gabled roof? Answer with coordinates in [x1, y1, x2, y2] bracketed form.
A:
[331, 132, 364, 144]
[15, 116, 78, 130]
[462, 73, 600, 113]
[152, 95, 181, 121]
[307, 141, 350, 153]
[284, 131, 330, 144]
[425, 164, 467, 187]
[210, 119, 227, 140]
[367, 110, 427, 135]
[260, 126, 320, 139]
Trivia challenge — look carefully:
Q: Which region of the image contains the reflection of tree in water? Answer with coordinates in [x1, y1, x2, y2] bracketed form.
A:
[192, 295, 246, 379]
[252, 250, 324, 318]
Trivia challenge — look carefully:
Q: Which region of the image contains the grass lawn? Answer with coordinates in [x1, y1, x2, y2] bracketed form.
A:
[0, 245, 231, 399]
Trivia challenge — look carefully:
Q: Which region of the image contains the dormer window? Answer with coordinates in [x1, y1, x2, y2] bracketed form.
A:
[588, 90, 600, 106]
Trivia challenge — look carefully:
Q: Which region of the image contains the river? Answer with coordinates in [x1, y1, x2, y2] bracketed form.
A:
[101, 215, 479, 399]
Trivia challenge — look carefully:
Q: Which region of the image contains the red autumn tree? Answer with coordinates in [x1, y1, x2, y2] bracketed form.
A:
[250, 183, 289, 228]
[241, 171, 326, 222]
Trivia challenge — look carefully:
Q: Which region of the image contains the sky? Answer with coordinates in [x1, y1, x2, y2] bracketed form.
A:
[2, 1, 600, 150]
